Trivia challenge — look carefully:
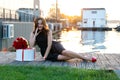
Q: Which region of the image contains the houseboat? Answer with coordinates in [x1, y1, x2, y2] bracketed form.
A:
[78, 8, 112, 31]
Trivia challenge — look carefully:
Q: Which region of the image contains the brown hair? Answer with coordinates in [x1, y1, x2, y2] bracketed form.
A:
[33, 17, 49, 34]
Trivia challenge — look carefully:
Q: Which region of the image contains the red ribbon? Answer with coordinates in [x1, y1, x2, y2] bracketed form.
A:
[21, 49, 35, 61]
[22, 49, 24, 61]
[34, 49, 35, 59]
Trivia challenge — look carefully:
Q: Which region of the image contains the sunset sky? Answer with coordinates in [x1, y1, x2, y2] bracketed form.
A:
[0, 0, 120, 20]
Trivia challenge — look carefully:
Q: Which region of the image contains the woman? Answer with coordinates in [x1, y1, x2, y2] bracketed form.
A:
[29, 17, 97, 62]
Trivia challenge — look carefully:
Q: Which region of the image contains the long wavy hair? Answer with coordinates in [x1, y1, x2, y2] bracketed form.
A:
[33, 17, 49, 34]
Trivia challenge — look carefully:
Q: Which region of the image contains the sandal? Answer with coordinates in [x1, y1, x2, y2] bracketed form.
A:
[83, 56, 97, 63]
[91, 56, 97, 62]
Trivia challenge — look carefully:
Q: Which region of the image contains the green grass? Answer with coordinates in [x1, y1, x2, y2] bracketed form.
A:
[0, 65, 119, 80]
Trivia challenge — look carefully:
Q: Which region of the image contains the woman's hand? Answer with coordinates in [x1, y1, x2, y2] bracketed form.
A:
[39, 57, 46, 61]
[43, 56, 46, 60]
[29, 28, 41, 47]
[34, 28, 40, 37]
[38, 57, 45, 61]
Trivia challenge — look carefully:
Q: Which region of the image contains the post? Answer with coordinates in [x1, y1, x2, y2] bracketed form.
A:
[0, 21, 2, 51]
[33, 0, 40, 20]
[3, 8, 5, 21]
[55, 0, 58, 31]
[56, 0, 58, 23]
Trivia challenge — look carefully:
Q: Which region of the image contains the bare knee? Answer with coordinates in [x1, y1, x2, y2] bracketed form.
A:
[61, 50, 70, 55]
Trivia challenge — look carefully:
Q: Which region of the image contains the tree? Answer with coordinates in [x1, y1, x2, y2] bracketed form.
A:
[47, 4, 61, 22]
[46, 4, 82, 28]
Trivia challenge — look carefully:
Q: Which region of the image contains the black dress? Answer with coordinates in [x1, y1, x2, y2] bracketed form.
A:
[36, 31, 65, 61]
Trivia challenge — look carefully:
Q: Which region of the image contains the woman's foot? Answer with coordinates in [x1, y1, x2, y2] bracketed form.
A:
[91, 56, 97, 62]
[83, 56, 97, 63]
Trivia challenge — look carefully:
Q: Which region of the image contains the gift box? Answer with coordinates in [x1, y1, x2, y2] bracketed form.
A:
[16, 48, 35, 61]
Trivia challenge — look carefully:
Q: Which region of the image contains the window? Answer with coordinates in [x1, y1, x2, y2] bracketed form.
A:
[92, 11, 97, 14]
[84, 21, 87, 23]
[101, 18, 104, 20]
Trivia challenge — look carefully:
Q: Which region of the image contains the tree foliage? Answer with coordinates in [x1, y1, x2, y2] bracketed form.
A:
[47, 4, 82, 26]
[47, 4, 61, 21]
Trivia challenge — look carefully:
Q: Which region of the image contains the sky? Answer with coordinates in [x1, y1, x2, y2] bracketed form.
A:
[0, 0, 120, 20]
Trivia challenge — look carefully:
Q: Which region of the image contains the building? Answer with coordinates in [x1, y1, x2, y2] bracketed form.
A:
[81, 8, 107, 28]
[0, 7, 19, 21]
[17, 8, 43, 22]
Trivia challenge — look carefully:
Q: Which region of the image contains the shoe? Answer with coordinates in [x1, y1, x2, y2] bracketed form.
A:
[83, 56, 97, 63]
[91, 57, 97, 62]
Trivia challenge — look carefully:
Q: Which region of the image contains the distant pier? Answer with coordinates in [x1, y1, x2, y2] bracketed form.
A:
[78, 27, 112, 31]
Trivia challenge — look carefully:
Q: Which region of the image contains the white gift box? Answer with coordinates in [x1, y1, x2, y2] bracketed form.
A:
[16, 48, 35, 61]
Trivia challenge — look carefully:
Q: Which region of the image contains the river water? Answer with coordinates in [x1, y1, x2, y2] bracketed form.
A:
[57, 23, 120, 54]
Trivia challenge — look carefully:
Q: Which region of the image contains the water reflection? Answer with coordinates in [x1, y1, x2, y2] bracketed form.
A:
[58, 30, 120, 54]
[81, 31, 106, 50]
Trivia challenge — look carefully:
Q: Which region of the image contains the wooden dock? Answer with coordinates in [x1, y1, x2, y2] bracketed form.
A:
[78, 27, 112, 31]
[0, 52, 120, 70]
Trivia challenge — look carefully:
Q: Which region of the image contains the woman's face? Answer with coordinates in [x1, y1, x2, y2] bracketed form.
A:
[37, 20, 43, 31]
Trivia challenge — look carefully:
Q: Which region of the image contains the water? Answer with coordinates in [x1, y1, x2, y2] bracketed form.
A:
[58, 23, 120, 54]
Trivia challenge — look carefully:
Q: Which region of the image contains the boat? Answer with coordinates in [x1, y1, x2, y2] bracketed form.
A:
[114, 25, 120, 31]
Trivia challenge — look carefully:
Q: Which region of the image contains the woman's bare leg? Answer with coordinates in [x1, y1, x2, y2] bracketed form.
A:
[61, 50, 92, 61]
[57, 54, 73, 61]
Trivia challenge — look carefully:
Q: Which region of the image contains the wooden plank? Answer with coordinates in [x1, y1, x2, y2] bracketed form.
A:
[0, 52, 120, 70]
[68, 62, 77, 68]
[25, 61, 45, 66]
[50, 61, 63, 67]
[9, 60, 31, 66]
[76, 61, 88, 69]
[110, 54, 120, 64]
[90, 53, 101, 69]
[104, 54, 118, 65]
[85, 62, 97, 69]
[61, 62, 70, 67]
[42, 60, 52, 66]
[104, 54, 118, 69]
[104, 54, 120, 70]
[97, 54, 110, 69]
[66, 58, 83, 68]
[78, 53, 102, 69]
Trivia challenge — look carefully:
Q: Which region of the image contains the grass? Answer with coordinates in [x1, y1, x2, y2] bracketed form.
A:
[0, 65, 119, 80]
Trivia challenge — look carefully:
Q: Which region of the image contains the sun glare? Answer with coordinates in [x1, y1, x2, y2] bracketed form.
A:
[58, 0, 82, 16]
[60, 7, 81, 16]
[0, 0, 120, 20]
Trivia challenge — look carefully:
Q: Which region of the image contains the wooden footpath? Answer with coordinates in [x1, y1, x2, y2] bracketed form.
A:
[0, 52, 120, 70]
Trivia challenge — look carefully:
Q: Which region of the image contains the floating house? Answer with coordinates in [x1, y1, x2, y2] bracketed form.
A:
[79, 8, 111, 30]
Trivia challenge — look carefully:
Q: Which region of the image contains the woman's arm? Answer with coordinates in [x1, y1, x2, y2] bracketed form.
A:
[43, 30, 52, 59]
[29, 28, 40, 47]
[29, 32, 36, 47]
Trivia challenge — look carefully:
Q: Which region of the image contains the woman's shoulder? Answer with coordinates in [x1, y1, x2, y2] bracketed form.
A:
[48, 30, 52, 34]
